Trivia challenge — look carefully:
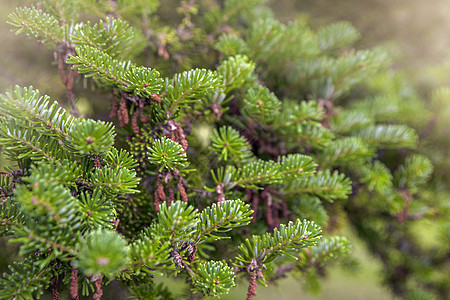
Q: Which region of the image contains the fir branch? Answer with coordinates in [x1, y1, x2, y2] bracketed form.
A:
[0, 256, 53, 300]
[0, 197, 25, 236]
[128, 234, 172, 274]
[318, 137, 375, 168]
[283, 170, 352, 202]
[7, 7, 65, 48]
[40, 0, 80, 23]
[297, 236, 351, 269]
[77, 0, 113, 19]
[164, 69, 222, 116]
[103, 148, 139, 170]
[147, 137, 188, 172]
[235, 219, 322, 265]
[269, 100, 325, 130]
[360, 161, 394, 194]
[192, 261, 236, 297]
[215, 35, 248, 57]
[120, 66, 163, 98]
[71, 17, 141, 59]
[291, 195, 329, 227]
[90, 166, 140, 196]
[76, 229, 129, 276]
[394, 154, 433, 193]
[2, 1, 444, 298]
[0, 119, 68, 162]
[14, 173, 83, 226]
[195, 200, 253, 243]
[246, 18, 287, 62]
[211, 155, 318, 191]
[78, 190, 116, 231]
[278, 154, 317, 179]
[204, 0, 266, 28]
[295, 123, 335, 149]
[11, 226, 79, 257]
[128, 282, 175, 300]
[67, 45, 134, 87]
[245, 18, 318, 77]
[27, 160, 82, 188]
[242, 85, 281, 123]
[216, 55, 256, 93]
[210, 126, 254, 165]
[354, 124, 418, 148]
[350, 95, 402, 122]
[316, 21, 360, 52]
[330, 110, 374, 133]
[212, 160, 283, 190]
[68, 119, 116, 155]
[0, 86, 76, 139]
[288, 48, 390, 99]
[151, 201, 198, 243]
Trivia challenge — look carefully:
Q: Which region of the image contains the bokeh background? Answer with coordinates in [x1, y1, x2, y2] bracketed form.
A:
[271, 0, 450, 73]
[1, 0, 449, 299]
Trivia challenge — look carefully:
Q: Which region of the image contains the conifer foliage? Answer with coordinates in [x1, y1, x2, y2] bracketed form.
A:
[0, 0, 447, 299]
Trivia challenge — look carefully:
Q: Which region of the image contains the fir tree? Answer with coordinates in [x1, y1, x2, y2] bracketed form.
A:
[0, 1, 448, 299]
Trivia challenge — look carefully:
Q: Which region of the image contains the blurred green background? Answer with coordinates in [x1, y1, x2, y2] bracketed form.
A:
[1, 0, 449, 299]
[270, 0, 450, 74]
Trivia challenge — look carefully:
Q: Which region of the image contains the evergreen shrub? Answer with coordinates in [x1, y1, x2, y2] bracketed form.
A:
[0, 1, 448, 299]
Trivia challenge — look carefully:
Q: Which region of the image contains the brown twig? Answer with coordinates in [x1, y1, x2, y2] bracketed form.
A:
[246, 269, 258, 300]
[187, 245, 197, 263]
[118, 96, 129, 127]
[51, 277, 60, 300]
[216, 183, 225, 202]
[178, 176, 188, 202]
[93, 276, 103, 300]
[93, 154, 101, 169]
[70, 267, 79, 300]
[154, 173, 166, 211]
[131, 109, 140, 134]
[140, 108, 150, 123]
[397, 189, 413, 223]
[246, 259, 260, 300]
[168, 186, 175, 205]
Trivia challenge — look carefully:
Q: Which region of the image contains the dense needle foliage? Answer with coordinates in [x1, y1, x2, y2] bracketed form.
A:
[0, 1, 448, 299]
